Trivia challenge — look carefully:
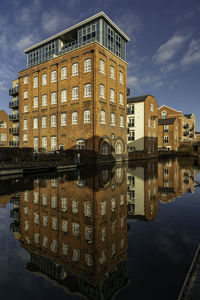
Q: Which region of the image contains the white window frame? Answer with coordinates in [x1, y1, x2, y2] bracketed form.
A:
[24, 91, 28, 99]
[61, 67, 67, 80]
[72, 63, 78, 76]
[23, 133, 28, 142]
[84, 84, 91, 97]
[33, 118, 38, 129]
[84, 58, 91, 72]
[24, 76, 28, 84]
[42, 94, 47, 106]
[110, 89, 115, 102]
[33, 76, 38, 88]
[119, 71, 123, 83]
[100, 84, 105, 98]
[61, 89, 67, 102]
[84, 110, 90, 123]
[120, 115, 124, 127]
[119, 93, 123, 105]
[42, 136, 47, 150]
[100, 110, 105, 124]
[111, 113, 115, 126]
[23, 119, 28, 130]
[51, 115, 56, 127]
[100, 59, 105, 74]
[42, 73, 47, 85]
[51, 136, 57, 151]
[24, 105, 28, 113]
[33, 96, 38, 108]
[72, 87, 78, 100]
[51, 70, 56, 83]
[51, 92, 57, 104]
[110, 66, 115, 79]
[33, 137, 39, 151]
[61, 113, 67, 126]
[76, 139, 85, 149]
[41, 116, 47, 128]
[72, 112, 78, 124]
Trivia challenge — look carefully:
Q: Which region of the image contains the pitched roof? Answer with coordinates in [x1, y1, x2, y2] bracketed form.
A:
[158, 118, 176, 125]
[184, 114, 192, 119]
[127, 95, 150, 103]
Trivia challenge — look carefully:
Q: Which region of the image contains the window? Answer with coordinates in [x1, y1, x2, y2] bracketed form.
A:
[128, 131, 135, 141]
[24, 105, 28, 113]
[62, 220, 68, 232]
[111, 113, 115, 125]
[85, 254, 93, 266]
[148, 132, 151, 140]
[61, 89, 67, 102]
[42, 136, 47, 150]
[51, 136, 57, 151]
[100, 110, 105, 123]
[52, 217, 58, 230]
[162, 111, 167, 119]
[24, 76, 28, 84]
[42, 94, 47, 106]
[42, 73, 47, 85]
[23, 119, 28, 130]
[24, 91, 28, 99]
[23, 134, 28, 141]
[72, 249, 80, 261]
[84, 84, 91, 97]
[110, 89, 115, 102]
[119, 93, 123, 105]
[84, 203, 91, 217]
[51, 195, 57, 207]
[61, 67, 67, 80]
[33, 118, 38, 129]
[41, 116, 46, 128]
[100, 59, 105, 73]
[72, 63, 78, 76]
[0, 122, 6, 128]
[34, 137, 38, 151]
[51, 70, 56, 82]
[164, 136, 169, 143]
[102, 142, 109, 155]
[110, 66, 115, 79]
[72, 87, 78, 100]
[128, 118, 134, 127]
[33, 76, 38, 88]
[43, 236, 48, 248]
[100, 84, 105, 98]
[85, 227, 93, 242]
[100, 201, 106, 215]
[33, 97, 38, 108]
[128, 104, 134, 114]
[61, 198, 67, 212]
[51, 92, 57, 104]
[51, 115, 56, 127]
[119, 71, 123, 83]
[164, 125, 169, 132]
[34, 233, 40, 244]
[50, 239, 58, 253]
[72, 112, 78, 124]
[116, 142, 122, 154]
[72, 222, 80, 236]
[120, 115, 124, 127]
[61, 113, 67, 126]
[84, 110, 90, 123]
[153, 120, 156, 128]
[150, 104, 154, 112]
[148, 119, 151, 127]
[76, 139, 85, 149]
[84, 58, 91, 72]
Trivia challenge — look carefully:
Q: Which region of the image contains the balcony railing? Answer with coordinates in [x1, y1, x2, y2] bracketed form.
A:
[128, 123, 134, 127]
[9, 114, 19, 121]
[9, 100, 19, 108]
[9, 127, 19, 134]
[9, 86, 19, 96]
[127, 109, 134, 115]
[9, 140, 19, 146]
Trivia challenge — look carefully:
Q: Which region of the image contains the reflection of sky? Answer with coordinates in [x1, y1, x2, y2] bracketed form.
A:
[117, 191, 200, 300]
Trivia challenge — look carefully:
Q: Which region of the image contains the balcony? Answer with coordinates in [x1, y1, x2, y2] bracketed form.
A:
[183, 124, 189, 129]
[9, 86, 19, 96]
[128, 123, 134, 128]
[9, 114, 19, 121]
[127, 108, 134, 115]
[9, 140, 19, 147]
[9, 127, 19, 134]
[9, 100, 19, 108]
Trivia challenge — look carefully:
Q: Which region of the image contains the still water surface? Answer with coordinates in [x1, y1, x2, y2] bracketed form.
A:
[0, 158, 200, 300]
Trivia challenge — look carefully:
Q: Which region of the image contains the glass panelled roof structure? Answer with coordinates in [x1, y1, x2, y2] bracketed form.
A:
[24, 11, 130, 68]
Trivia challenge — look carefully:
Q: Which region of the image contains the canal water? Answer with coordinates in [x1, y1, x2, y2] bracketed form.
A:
[0, 157, 200, 300]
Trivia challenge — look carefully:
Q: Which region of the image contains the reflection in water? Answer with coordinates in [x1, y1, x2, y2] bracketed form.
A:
[10, 166, 129, 299]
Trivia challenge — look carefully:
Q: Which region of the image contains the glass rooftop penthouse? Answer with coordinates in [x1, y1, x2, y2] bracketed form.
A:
[24, 12, 130, 68]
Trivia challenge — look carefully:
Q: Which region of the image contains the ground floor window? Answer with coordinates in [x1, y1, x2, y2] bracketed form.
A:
[76, 139, 85, 149]
[116, 142, 122, 154]
[102, 142, 109, 155]
[51, 136, 57, 151]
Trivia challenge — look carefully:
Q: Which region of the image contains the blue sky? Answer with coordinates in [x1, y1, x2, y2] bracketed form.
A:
[1, 0, 200, 129]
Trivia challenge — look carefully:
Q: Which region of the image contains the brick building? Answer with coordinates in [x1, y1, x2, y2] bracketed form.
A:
[127, 95, 158, 155]
[10, 166, 128, 298]
[158, 118, 179, 150]
[0, 110, 12, 147]
[158, 105, 195, 144]
[10, 12, 130, 162]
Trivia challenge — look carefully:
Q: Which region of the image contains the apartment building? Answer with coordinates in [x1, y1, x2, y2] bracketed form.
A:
[8, 79, 20, 146]
[0, 110, 12, 147]
[158, 105, 195, 143]
[158, 118, 179, 150]
[127, 95, 158, 155]
[10, 167, 128, 298]
[10, 12, 130, 162]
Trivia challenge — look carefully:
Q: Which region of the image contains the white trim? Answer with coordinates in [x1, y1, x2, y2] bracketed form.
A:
[24, 11, 130, 53]
[158, 104, 182, 113]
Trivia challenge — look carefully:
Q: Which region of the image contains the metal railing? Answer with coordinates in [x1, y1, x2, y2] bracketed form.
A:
[9, 86, 19, 96]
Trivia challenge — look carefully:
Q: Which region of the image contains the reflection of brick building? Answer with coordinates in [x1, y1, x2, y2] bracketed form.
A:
[127, 160, 159, 222]
[11, 12, 130, 162]
[158, 159, 195, 203]
[0, 110, 12, 147]
[158, 118, 179, 150]
[11, 166, 128, 298]
[158, 105, 195, 145]
[127, 95, 158, 156]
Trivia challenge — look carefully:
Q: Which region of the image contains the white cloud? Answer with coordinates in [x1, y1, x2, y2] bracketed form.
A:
[41, 10, 73, 34]
[114, 11, 142, 39]
[160, 63, 177, 73]
[16, 34, 37, 51]
[153, 33, 189, 65]
[181, 39, 200, 67]
[127, 76, 140, 91]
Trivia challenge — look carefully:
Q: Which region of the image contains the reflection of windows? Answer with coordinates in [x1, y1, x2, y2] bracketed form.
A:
[164, 168, 169, 176]
[62, 244, 68, 256]
[85, 254, 93, 266]
[72, 249, 80, 261]
[85, 227, 92, 242]
[72, 201, 78, 213]
[34, 213, 39, 225]
[72, 222, 80, 236]
[111, 198, 116, 212]
[51, 195, 57, 208]
[52, 217, 58, 230]
[84, 203, 91, 217]
[34, 233, 40, 244]
[99, 250, 106, 264]
[62, 220, 68, 232]
[43, 216, 48, 227]
[120, 215, 125, 228]
[101, 227, 106, 242]
[100, 201, 106, 215]
[164, 179, 169, 187]
[34, 192, 39, 204]
[120, 194, 124, 206]
[43, 236, 48, 248]
[61, 197, 67, 212]
[51, 239, 58, 253]
[42, 194, 47, 206]
[111, 220, 116, 233]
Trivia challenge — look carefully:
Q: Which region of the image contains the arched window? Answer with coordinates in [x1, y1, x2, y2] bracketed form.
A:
[116, 142, 122, 154]
[162, 111, 166, 119]
[102, 142, 109, 155]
